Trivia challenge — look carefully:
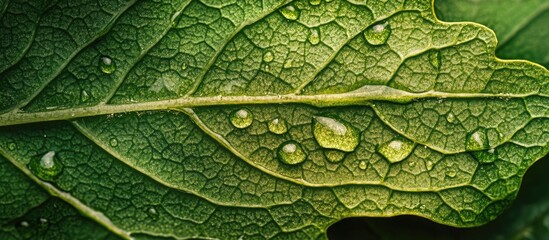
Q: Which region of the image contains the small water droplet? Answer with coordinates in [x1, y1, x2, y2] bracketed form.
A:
[466, 129, 488, 151]
[109, 138, 118, 147]
[446, 113, 456, 123]
[429, 50, 441, 69]
[99, 56, 116, 74]
[324, 150, 346, 163]
[358, 161, 367, 170]
[426, 161, 434, 170]
[419, 204, 426, 211]
[268, 118, 287, 134]
[364, 23, 391, 45]
[230, 109, 253, 129]
[80, 90, 90, 102]
[378, 138, 415, 163]
[446, 170, 457, 178]
[27, 151, 63, 181]
[8, 142, 16, 150]
[408, 161, 416, 167]
[280, 5, 300, 20]
[308, 28, 320, 45]
[310, 0, 321, 5]
[39, 218, 48, 224]
[20, 221, 29, 227]
[147, 207, 159, 220]
[181, 63, 188, 70]
[277, 141, 307, 165]
[312, 116, 360, 152]
[263, 51, 274, 63]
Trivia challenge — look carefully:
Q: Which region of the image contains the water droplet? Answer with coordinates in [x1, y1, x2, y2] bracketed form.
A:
[230, 109, 253, 129]
[147, 207, 159, 220]
[378, 138, 415, 163]
[310, 0, 321, 5]
[308, 28, 320, 45]
[263, 51, 274, 63]
[8, 142, 16, 150]
[446, 170, 457, 178]
[280, 5, 299, 20]
[429, 50, 441, 69]
[80, 90, 90, 102]
[27, 151, 63, 181]
[39, 218, 48, 224]
[109, 138, 118, 147]
[268, 118, 287, 134]
[20, 221, 29, 227]
[181, 63, 188, 70]
[324, 150, 346, 163]
[358, 161, 367, 170]
[364, 23, 391, 46]
[312, 116, 360, 152]
[466, 129, 488, 151]
[419, 204, 426, 211]
[408, 161, 416, 167]
[426, 161, 434, 170]
[277, 141, 307, 165]
[99, 56, 115, 74]
[446, 113, 456, 123]
[473, 149, 497, 163]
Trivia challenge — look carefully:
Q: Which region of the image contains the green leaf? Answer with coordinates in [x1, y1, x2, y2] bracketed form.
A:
[434, 0, 549, 68]
[0, 0, 548, 239]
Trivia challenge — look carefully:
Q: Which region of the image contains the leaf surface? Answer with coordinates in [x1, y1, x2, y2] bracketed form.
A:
[0, 0, 548, 239]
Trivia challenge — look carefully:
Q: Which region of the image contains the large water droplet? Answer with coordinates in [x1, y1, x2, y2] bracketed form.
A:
[429, 50, 441, 69]
[312, 116, 359, 152]
[324, 150, 346, 163]
[378, 138, 415, 163]
[280, 5, 300, 20]
[99, 56, 115, 74]
[268, 118, 287, 135]
[310, 0, 321, 5]
[27, 151, 63, 181]
[230, 109, 253, 129]
[263, 51, 274, 63]
[80, 90, 90, 103]
[364, 23, 391, 45]
[466, 129, 488, 151]
[277, 141, 307, 165]
[308, 28, 320, 45]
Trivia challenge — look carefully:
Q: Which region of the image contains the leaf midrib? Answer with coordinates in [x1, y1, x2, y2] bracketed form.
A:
[0, 85, 543, 126]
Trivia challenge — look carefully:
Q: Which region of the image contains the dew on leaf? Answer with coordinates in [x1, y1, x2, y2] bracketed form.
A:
[230, 109, 253, 129]
[446, 113, 456, 123]
[280, 5, 299, 20]
[473, 149, 498, 163]
[27, 151, 63, 181]
[181, 63, 188, 70]
[99, 56, 116, 74]
[80, 90, 90, 103]
[426, 160, 434, 170]
[8, 142, 16, 150]
[268, 118, 287, 134]
[310, 0, 321, 5]
[364, 23, 391, 45]
[277, 141, 307, 165]
[308, 28, 321, 45]
[358, 161, 367, 170]
[378, 138, 415, 163]
[446, 170, 457, 178]
[109, 138, 118, 147]
[312, 116, 359, 152]
[263, 51, 274, 63]
[20, 221, 29, 227]
[429, 50, 441, 69]
[324, 150, 346, 163]
[466, 129, 489, 151]
[147, 207, 159, 220]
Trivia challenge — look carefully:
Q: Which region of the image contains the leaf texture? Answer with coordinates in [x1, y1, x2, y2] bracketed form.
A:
[0, 0, 548, 239]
